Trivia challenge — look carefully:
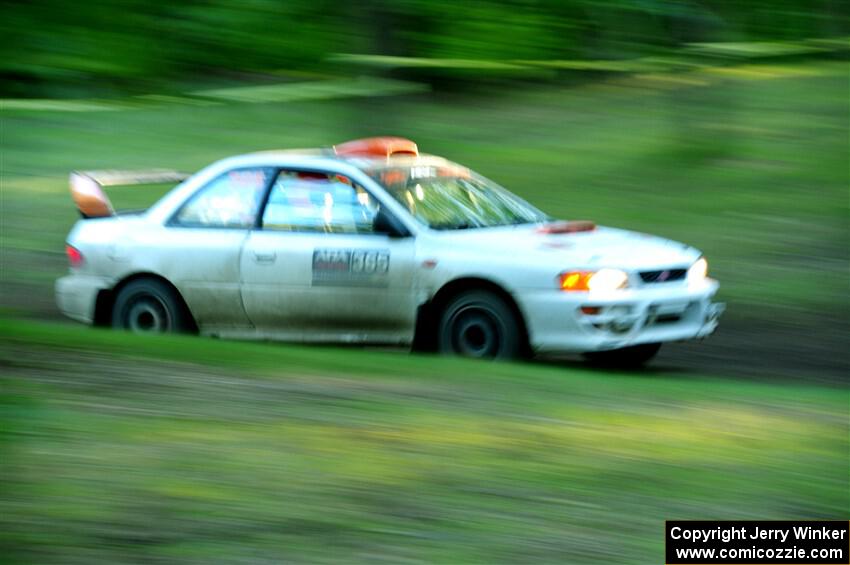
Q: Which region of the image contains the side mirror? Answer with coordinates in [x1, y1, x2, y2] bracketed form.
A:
[373, 207, 411, 238]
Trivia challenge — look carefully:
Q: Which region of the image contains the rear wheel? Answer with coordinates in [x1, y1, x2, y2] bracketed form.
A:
[582, 342, 661, 368]
[112, 279, 192, 334]
[438, 291, 521, 360]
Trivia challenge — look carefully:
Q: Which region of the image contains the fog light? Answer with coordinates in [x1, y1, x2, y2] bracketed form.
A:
[608, 305, 632, 316]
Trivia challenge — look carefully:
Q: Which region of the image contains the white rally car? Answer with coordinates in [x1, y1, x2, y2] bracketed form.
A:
[56, 137, 723, 366]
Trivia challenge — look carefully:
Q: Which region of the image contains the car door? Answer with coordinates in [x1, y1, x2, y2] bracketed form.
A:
[240, 169, 417, 341]
[154, 167, 274, 329]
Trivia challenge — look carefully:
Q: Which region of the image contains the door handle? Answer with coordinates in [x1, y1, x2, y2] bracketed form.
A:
[253, 251, 276, 263]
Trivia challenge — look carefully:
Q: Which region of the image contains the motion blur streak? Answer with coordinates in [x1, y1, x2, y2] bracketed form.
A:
[1, 0, 847, 563]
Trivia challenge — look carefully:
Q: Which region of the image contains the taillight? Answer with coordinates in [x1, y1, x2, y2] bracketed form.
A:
[66, 244, 84, 268]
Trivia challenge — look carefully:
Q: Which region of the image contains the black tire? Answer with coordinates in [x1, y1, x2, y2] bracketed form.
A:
[582, 342, 662, 368]
[111, 278, 192, 334]
[438, 290, 521, 360]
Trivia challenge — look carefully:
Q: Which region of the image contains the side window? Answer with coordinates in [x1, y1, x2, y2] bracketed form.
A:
[175, 168, 272, 228]
[261, 170, 379, 234]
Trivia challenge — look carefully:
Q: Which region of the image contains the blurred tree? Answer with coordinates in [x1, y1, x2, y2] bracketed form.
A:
[0, 0, 847, 96]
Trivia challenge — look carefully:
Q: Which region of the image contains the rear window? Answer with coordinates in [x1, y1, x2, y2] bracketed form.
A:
[174, 168, 272, 228]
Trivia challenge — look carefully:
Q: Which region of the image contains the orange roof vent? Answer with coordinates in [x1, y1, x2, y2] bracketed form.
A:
[334, 137, 418, 159]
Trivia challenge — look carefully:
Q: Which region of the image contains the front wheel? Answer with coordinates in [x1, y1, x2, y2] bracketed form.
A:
[582, 342, 662, 368]
[438, 291, 521, 360]
[112, 278, 192, 334]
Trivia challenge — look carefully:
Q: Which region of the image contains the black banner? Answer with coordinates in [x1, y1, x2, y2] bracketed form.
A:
[666, 521, 849, 564]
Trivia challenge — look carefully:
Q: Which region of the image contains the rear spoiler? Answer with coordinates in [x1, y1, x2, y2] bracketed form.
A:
[69, 169, 189, 218]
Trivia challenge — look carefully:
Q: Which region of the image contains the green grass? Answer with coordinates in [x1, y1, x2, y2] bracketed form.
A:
[1, 317, 847, 563]
[2, 62, 848, 310]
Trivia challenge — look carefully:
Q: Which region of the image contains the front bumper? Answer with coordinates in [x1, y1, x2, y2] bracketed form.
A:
[519, 279, 724, 354]
[55, 274, 112, 324]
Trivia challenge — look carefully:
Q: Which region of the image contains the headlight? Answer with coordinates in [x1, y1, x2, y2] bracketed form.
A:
[559, 268, 628, 292]
[687, 257, 708, 281]
[589, 268, 629, 292]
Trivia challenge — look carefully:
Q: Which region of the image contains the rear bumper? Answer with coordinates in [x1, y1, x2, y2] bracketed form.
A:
[519, 279, 724, 354]
[55, 274, 112, 324]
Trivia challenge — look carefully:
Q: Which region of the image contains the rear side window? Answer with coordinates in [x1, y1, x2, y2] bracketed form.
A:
[175, 168, 272, 228]
[261, 170, 379, 234]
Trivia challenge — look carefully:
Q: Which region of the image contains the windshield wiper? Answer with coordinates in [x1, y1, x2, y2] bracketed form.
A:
[432, 221, 476, 230]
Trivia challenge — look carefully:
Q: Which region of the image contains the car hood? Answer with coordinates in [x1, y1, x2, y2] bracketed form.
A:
[432, 223, 701, 270]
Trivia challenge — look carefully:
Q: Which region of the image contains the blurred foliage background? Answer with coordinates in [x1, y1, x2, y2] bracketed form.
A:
[2, 0, 848, 96]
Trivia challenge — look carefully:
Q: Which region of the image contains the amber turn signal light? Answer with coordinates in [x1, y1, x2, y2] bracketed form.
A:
[559, 271, 593, 291]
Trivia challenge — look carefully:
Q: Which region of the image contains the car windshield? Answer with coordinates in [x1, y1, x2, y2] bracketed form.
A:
[369, 164, 550, 230]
